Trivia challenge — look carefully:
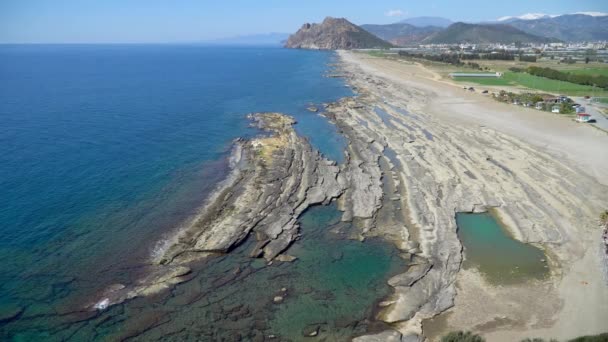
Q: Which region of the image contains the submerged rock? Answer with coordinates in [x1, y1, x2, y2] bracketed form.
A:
[276, 254, 297, 262]
[353, 330, 403, 342]
[0, 305, 23, 323]
[89, 266, 191, 311]
[301, 323, 322, 337]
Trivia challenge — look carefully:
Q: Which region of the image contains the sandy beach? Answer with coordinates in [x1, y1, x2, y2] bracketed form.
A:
[335, 51, 608, 341]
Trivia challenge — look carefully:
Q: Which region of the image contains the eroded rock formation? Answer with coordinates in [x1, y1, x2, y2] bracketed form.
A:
[285, 17, 393, 50]
[90, 113, 349, 310]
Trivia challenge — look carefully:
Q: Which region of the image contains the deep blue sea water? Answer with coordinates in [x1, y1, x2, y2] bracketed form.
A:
[0, 45, 354, 337]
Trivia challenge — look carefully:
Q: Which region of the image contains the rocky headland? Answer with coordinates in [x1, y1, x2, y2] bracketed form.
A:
[285, 17, 393, 50]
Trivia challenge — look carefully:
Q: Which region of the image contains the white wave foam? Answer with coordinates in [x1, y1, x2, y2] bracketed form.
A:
[93, 298, 110, 310]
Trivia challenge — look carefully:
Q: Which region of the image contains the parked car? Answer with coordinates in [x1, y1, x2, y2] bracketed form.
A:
[482, 90, 489, 94]
[468, 87, 475, 92]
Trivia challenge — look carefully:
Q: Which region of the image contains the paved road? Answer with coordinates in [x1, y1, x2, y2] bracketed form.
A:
[573, 97, 608, 131]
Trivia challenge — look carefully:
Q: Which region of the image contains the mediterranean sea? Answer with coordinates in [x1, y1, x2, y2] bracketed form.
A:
[0, 44, 404, 341]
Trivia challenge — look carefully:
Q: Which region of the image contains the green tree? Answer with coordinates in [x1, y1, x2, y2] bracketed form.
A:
[560, 103, 574, 114]
[585, 49, 597, 62]
[441, 331, 485, 342]
[600, 211, 608, 226]
[569, 333, 608, 342]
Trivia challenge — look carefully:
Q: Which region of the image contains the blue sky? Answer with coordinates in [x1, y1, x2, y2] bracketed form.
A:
[1, 0, 606, 43]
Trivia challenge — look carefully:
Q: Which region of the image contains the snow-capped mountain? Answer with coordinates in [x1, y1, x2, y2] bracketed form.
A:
[497, 13, 557, 22]
[497, 12, 607, 22]
[573, 12, 608, 17]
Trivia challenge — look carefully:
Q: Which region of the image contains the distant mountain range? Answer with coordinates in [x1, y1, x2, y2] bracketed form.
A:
[422, 22, 556, 44]
[362, 21, 553, 45]
[281, 12, 608, 50]
[360, 23, 441, 45]
[497, 11, 607, 22]
[361, 13, 608, 45]
[507, 14, 608, 42]
[285, 17, 393, 50]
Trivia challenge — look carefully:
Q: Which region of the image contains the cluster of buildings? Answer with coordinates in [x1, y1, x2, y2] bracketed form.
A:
[498, 93, 594, 122]
[389, 42, 608, 62]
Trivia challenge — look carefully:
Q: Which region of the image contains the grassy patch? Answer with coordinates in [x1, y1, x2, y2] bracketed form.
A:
[366, 50, 387, 58]
[562, 67, 608, 77]
[452, 76, 513, 86]
[452, 71, 607, 96]
[593, 97, 608, 104]
[503, 72, 600, 95]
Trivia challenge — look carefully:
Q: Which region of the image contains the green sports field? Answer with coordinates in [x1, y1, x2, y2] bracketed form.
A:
[453, 71, 607, 96]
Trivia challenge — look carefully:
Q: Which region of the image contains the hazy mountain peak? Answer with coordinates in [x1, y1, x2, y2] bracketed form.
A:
[423, 22, 556, 44]
[399, 16, 453, 28]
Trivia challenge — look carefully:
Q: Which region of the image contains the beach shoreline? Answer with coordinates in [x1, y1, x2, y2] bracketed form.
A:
[335, 50, 608, 341]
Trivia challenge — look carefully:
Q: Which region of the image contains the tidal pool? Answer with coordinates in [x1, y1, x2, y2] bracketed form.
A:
[3, 204, 406, 341]
[456, 212, 549, 284]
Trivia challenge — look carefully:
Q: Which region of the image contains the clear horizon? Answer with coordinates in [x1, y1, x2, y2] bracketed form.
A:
[1, 0, 607, 44]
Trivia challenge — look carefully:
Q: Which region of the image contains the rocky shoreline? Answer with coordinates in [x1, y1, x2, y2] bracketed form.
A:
[90, 112, 350, 310]
[156, 113, 346, 265]
[602, 223, 608, 284]
[89, 51, 608, 340]
[88, 100, 419, 340]
[335, 51, 608, 340]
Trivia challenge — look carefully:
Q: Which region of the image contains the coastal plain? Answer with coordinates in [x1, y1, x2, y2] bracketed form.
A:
[335, 51, 608, 341]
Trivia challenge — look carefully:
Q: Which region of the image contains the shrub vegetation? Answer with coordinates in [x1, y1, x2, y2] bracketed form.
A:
[441, 331, 485, 342]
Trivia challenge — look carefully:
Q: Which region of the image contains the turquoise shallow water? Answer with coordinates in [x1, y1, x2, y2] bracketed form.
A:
[0, 45, 364, 339]
[3, 204, 405, 341]
[456, 212, 549, 283]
